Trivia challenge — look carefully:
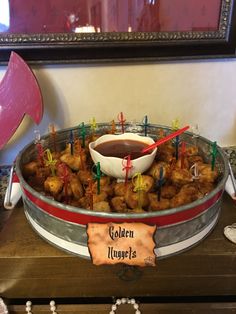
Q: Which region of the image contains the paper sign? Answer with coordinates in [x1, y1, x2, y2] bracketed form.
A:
[87, 222, 156, 267]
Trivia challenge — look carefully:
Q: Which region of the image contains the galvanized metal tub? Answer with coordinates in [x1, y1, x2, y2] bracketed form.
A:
[15, 123, 229, 259]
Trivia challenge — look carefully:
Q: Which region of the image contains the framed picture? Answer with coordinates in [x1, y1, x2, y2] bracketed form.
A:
[0, 0, 235, 64]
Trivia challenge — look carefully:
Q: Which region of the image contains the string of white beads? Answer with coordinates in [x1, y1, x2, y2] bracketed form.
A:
[109, 298, 141, 314]
[0, 298, 8, 314]
[25, 301, 32, 314]
[49, 300, 57, 314]
[25, 298, 140, 313]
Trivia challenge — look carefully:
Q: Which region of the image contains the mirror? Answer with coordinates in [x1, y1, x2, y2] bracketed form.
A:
[0, 0, 235, 64]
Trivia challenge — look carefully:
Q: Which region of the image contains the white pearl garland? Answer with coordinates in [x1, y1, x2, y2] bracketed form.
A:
[0, 298, 8, 314]
[25, 300, 57, 314]
[25, 301, 32, 314]
[49, 300, 57, 314]
[109, 298, 141, 314]
[24, 298, 141, 314]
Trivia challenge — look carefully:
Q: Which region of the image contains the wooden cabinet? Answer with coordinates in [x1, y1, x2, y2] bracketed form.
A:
[1, 194, 236, 313]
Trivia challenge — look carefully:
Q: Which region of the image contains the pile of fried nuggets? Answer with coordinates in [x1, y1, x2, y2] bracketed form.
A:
[22, 133, 219, 213]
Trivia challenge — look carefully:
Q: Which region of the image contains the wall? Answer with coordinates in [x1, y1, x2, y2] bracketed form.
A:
[0, 58, 236, 165]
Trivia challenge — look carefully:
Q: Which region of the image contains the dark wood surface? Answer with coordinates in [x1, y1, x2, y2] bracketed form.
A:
[1, 194, 236, 310]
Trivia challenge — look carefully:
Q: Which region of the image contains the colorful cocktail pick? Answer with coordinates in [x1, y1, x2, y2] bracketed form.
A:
[211, 141, 217, 171]
[171, 119, 179, 131]
[79, 122, 86, 148]
[110, 119, 116, 134]
[122, 155, 133, 185]
[34, 129, 44, 167]
[156, 166, 164, 201]
[69, 130, 74, 155]
[93, 162, 101, 195]
[190, 163, 200, 180]
[44, 148, 57, 176]
[132, 172, 145, 209]
[191, 124, 200, 135]
[117, 112, 126, 133]
[90, 117, 97, 133]
[34, 129, 41, 144]
[90, 117, 97, 141]
[143, 115, 149, 136]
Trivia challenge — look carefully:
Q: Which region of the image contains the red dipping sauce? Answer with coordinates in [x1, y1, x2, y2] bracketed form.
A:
[94, 139, 151, 159]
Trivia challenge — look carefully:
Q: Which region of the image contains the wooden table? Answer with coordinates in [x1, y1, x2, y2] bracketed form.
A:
[1, 194, 236, 313]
